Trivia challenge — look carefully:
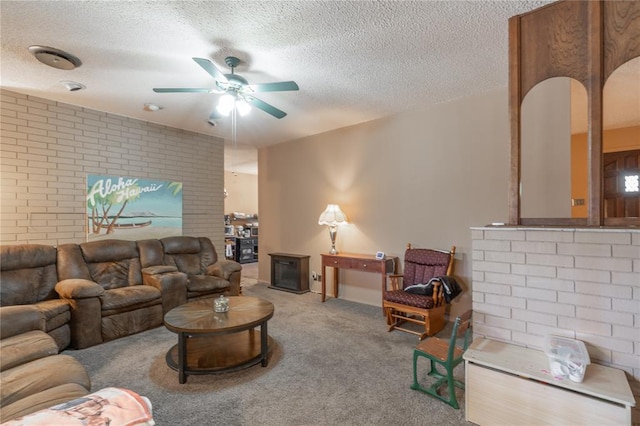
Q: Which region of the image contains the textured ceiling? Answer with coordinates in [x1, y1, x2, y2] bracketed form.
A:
[2, 0, 561, 174]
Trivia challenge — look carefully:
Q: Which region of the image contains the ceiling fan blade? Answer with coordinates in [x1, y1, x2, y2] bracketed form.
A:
[246, 81, 299, 92]
[153, 88, 214, 93]
[192, 57, 229, 84]
[244, 96, 287, 119]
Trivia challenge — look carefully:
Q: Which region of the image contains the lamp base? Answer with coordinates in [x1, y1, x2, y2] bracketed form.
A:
[328, 225, 338, 255]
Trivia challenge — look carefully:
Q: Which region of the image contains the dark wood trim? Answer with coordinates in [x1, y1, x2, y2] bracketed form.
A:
[508, 16, 522, 225]
[509, 0, 640, 227]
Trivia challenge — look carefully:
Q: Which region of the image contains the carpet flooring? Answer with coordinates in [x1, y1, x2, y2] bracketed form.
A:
[66, 278, 469, 425]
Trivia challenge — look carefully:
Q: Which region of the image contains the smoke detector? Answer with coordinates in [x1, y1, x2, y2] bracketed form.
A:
[60, 81, 85, 91]
[28, 45, 81, 70]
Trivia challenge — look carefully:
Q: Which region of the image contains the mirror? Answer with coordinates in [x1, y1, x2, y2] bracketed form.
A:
[520, 77, 588, 219]
[602, 56, 640, 218]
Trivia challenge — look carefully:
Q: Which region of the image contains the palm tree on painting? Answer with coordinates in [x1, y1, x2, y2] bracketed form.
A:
[87, 183, 141, 234]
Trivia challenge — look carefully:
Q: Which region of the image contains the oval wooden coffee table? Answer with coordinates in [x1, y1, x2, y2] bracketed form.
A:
[164, 296, 274, 384]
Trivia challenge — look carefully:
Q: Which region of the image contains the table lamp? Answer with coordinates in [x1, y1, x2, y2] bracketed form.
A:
[318, 204, 349, 254]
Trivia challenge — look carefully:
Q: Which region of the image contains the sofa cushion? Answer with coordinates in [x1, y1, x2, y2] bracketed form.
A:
[0, 354, 91, 408]
[0, 383, 89, 423]
[0, 306, 41, 340]
[99, 286, 161, 312]
[79, 240, 143, 289]
[187, 275, 230, 293]
[0, 331, 58, 372]
[34, 299, 70, 332]
[0, 245, 58, 306]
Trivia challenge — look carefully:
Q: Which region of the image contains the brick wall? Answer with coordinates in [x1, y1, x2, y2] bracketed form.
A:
[472, 226, 639, 385]
[0, 89, 225, 249]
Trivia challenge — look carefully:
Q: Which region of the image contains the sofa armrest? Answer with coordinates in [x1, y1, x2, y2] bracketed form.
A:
[142, 270, 187, 313]
[141, 265, 178, 275]
[0, 306, 43, 340]
[206, 260, 242, 280]
[55, 279, 104, 299]
[54, 280, 103, 349]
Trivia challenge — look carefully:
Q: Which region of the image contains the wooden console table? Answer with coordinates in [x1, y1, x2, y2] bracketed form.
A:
[321, 253, 398, 312]
[464, 337, 635, 425]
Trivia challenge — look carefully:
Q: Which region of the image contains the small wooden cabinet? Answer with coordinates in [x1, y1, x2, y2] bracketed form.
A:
[226, 237, 258, 264]
[268, 253, 309, 294]
[464, 338, 635, 425]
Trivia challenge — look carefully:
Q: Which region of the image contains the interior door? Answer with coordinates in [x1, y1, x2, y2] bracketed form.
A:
[603, 150, 640, 218]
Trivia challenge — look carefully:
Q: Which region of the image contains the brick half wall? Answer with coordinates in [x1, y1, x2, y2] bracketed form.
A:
[471, 227, 639, 382]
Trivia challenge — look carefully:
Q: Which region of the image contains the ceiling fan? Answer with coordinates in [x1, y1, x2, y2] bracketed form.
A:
[153, 56, 299, 120]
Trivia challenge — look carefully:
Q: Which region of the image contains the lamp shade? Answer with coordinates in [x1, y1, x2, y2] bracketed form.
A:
[318, 204, 348, 226]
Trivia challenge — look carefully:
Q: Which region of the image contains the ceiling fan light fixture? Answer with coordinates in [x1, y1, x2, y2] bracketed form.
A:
[217, 94, 235, 116]
[236, 99, 252, 117]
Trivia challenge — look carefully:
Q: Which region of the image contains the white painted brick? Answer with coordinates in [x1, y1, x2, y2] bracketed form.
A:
[526, 253, 574, 267]
[558, 291, 611, 309]
[512, 308, 557, 326]
[526, 230, 574, 243]
[558, 316, 611, 337]
[576, 333, 635, 354]
[484, 229, 525, 241]
[512, 263, 556, 278]
[484, 315, 526, 332]
[473, 323, 512, 341]
[512, 331, 545, 350]
[472, 260, 511, 274]
[512, 286, 557, 302]
[557, 267, 610, 283]
[612, 325, 640, 341]
[612, 271, 640, 286]
[633, 233, 640, 245]
[485, 294, 526, 309]
[472, 239, 511, 252]
[526, 276, 574, 292]
[484, 250, 525, 263]
[472, 270, 485, 282]
[575, 231, 631, 245]
[612, 244, 640, 259]
[611, 352, 640, 374]
[527, 323, 575, 338]
[527, 299, 575, 316]
[575, 281, 632, 298]
[612, 298, 640, 314]
[485, 272, 526, 286]
[472, 301, 511, 319]
[472, 292, 484, 303]
[474, 282, 511, 296]
[557, 243, 612, 258]
[575, 255, 633, 272]
[471, 229, 484, 240]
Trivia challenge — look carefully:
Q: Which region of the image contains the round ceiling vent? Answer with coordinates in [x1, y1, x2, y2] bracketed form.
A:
[28, 45, 82, 70]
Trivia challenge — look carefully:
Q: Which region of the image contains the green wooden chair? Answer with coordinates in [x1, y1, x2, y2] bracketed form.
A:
[410, 310, 472, 409]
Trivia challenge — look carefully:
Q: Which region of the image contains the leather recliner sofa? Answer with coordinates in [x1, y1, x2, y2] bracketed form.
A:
[0, 236, 242, 351]
[0, 244, 71, 351]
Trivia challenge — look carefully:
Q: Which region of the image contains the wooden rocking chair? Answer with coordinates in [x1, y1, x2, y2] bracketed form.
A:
[382, 244, 456, 340]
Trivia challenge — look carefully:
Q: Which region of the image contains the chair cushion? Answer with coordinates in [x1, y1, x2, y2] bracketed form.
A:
[403, 249, 450, 287]
[383, 290, 435, 309]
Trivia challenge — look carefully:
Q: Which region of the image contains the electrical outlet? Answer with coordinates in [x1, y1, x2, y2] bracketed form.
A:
[312, 271, 318, 281]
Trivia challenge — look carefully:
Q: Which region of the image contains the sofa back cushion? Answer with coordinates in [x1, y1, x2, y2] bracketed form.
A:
[0, 245, 59, 306]
[79, 240, 142, 290]
[160, 236, 218, 275]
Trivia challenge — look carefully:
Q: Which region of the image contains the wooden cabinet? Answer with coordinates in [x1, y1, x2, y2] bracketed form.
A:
[464, 338, 635, 425]
[226, 237, 258, 264]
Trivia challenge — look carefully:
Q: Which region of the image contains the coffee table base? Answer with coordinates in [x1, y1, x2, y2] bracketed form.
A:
[166, 329, 272, 383]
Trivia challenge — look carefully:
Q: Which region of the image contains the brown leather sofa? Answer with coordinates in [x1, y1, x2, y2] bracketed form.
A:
[0, 244, 71, 351]
[0, 307, 90, 422]
[141, 236, 242, 302]
[0, 236, 241, 351]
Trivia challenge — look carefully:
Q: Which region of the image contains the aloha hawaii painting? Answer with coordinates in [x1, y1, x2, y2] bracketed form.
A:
[86, 175, 182, 241]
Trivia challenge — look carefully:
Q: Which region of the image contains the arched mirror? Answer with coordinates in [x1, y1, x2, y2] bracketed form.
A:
[520, 77, 588, 219]
[602, 56, 640, 220]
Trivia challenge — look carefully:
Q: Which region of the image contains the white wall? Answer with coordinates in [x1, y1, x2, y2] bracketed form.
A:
[258, 87, 518, 318]
[224, 170, 258, 216]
